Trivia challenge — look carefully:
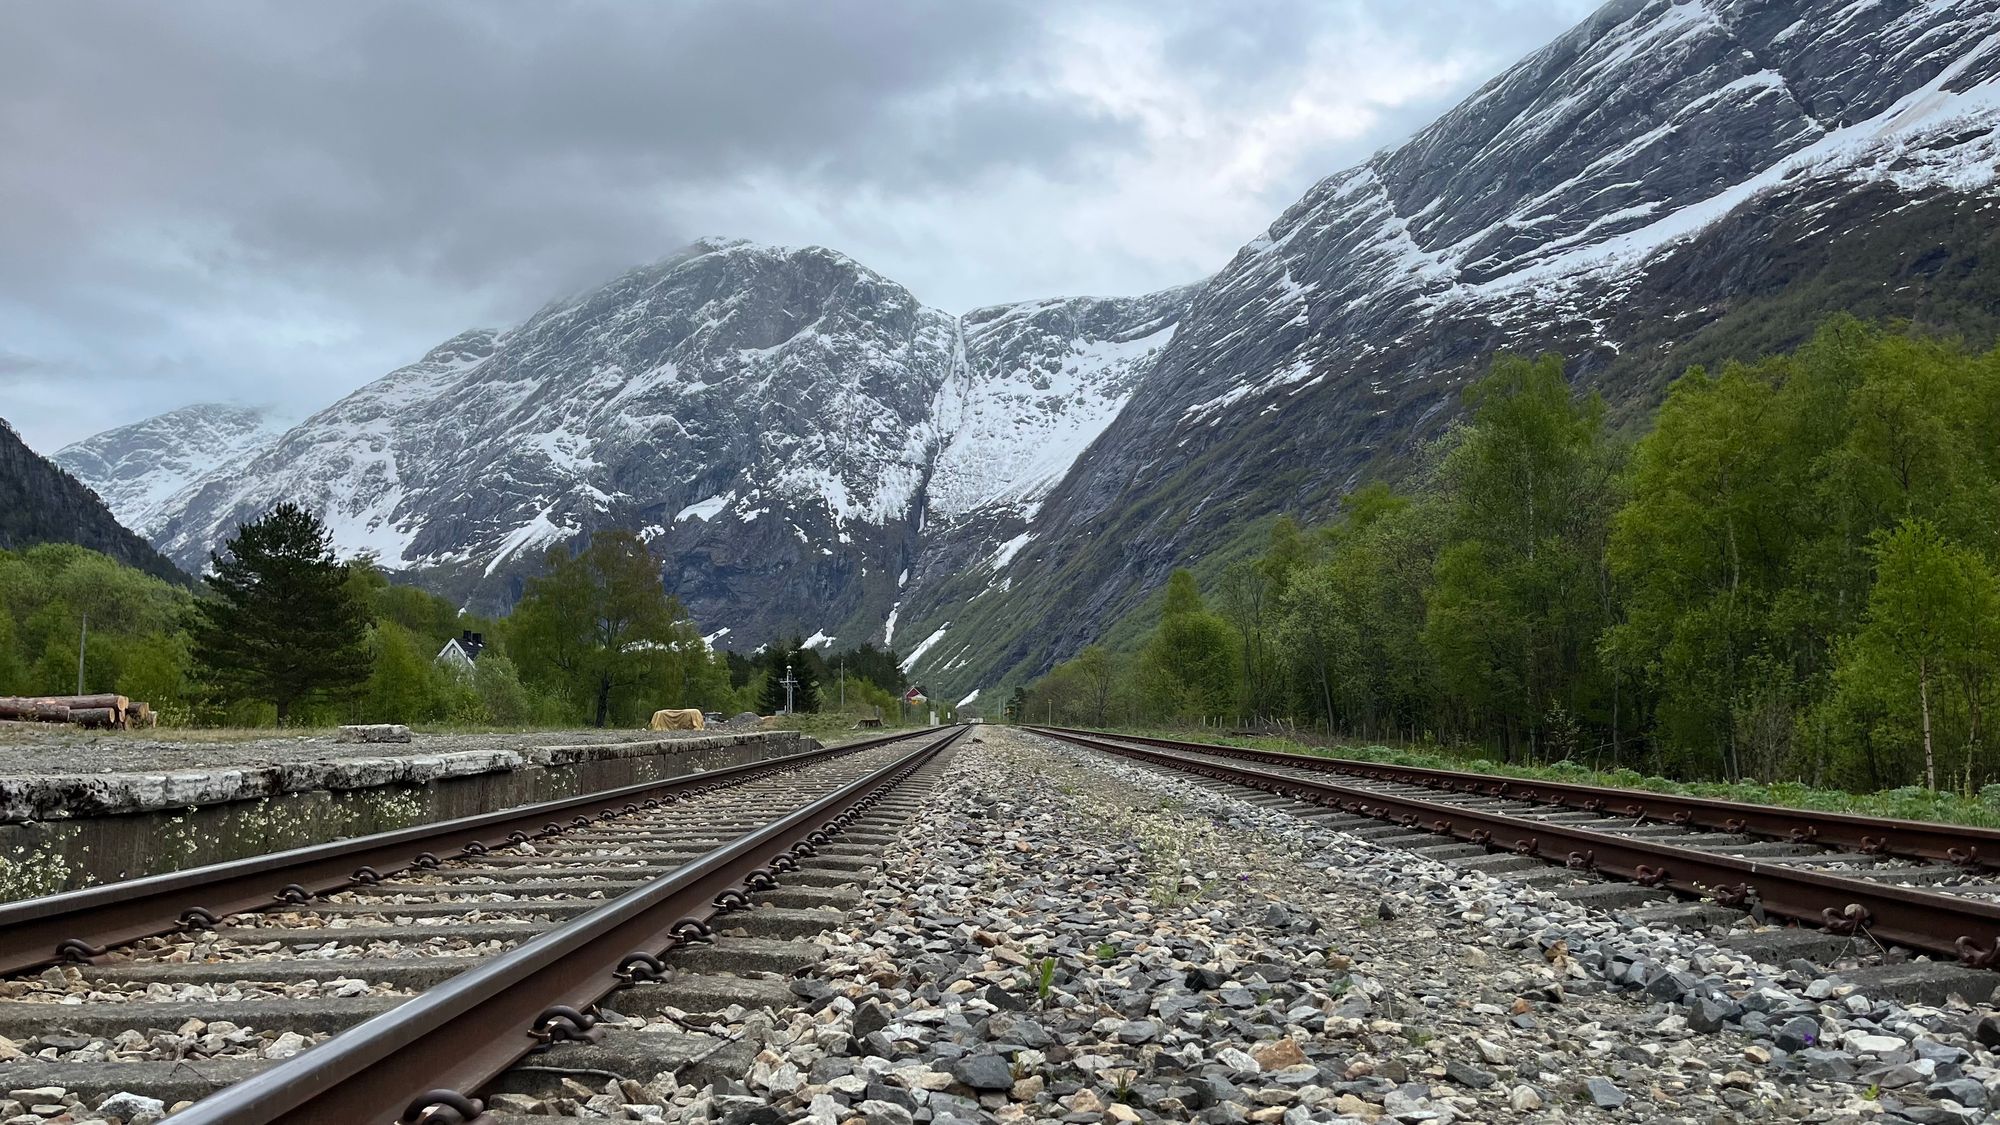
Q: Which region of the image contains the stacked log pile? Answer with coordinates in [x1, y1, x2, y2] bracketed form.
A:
[0, 694, 155, 729]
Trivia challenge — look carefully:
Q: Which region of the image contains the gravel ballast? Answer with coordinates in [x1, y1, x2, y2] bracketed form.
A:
[29, 727, 1997, 1123]
[639, 727, 1999, 1124]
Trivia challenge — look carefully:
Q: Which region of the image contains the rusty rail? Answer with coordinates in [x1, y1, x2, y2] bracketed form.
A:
[1035, 726, 2000, 871]
[1034, 727, 2000, 970]
[169, 723, 965, 1125]
[0, 727, 938, 976]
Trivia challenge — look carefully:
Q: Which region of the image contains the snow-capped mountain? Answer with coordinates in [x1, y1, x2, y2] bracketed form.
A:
[885, 0, 2000, 696]
[62, 0, 2000, 703]
[52, 404, 283, 539]
[97, 240, 1196, 646]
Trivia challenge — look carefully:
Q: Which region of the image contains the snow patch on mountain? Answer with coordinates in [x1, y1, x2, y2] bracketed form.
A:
[986, 531, 1032, 571]
[926, 288, 1196, 522]
[485, 506, 573, 576]
[54, 404, 286, 538]
[1461, 33, 2000, 299]
[677, 493, 734, 521]
[901, 624, 949, 672]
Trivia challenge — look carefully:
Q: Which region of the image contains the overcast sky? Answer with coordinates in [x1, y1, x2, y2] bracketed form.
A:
[2, 0, 1601, 452]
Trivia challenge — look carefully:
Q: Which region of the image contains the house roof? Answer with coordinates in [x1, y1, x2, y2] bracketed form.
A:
[436, 631, 485, 666]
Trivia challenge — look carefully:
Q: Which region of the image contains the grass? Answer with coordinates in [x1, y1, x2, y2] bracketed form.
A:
[1091, 724, 2000, 831]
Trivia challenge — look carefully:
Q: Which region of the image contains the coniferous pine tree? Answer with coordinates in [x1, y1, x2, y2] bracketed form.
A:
[758, 639, 822, 714]
[789, 637, 823, 713]
[192, 503, 372, 722]
[757, 641, 793, 715]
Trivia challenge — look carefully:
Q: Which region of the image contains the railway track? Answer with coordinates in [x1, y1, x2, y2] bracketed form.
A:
[0, 724, 966, 1122]
[1031, 727, 2000, 984]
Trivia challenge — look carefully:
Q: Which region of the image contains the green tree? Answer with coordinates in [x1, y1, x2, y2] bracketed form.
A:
[1329, 492, 1442, 743]
[1276, 566, 1357, 732]
[0, 604, 21, 694]
[1005, 685, 1028, 722]
[0, 544, 195, 702]
[757, 638, 822, 714]
[117, 629, 192, 714]
[1849, 520, 1999, 789]
[1139, 570, 1239, 722]
[1430, 353, 1619, 761]
[509, 530, 702, 727]
[190, 503, 371, 722]
[1071, 644, 1116, 726]
[829, 642, 906, 697]
[1609, 318, 2000, 781]
[357, 620, 440, 723]
[472, 652, 532, 725]
[1218, 559, 1278, 721]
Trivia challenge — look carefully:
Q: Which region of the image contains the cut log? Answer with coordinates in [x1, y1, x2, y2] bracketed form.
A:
[129, 701, 155, 726]
[33, 693, 128, 711]
[67, 707, 120, 728]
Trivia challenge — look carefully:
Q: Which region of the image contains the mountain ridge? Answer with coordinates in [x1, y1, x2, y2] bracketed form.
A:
[0, 419, 188, 584]
[53, 403, 286, 540]
[95, 239, 1200, 654]
[54, 0, 2000, 705]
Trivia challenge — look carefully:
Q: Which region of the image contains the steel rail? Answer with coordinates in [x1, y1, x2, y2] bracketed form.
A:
[169, 724, 966, 1125]
[1034, 726, 2000, 871]
[1036, 727, 2000, 970]
[0, 726, 938, 976]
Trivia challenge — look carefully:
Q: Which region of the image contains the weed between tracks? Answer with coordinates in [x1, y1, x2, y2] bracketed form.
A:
[1023, 756, 1237, 909]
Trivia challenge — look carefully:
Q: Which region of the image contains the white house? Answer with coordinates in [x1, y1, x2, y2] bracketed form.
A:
[435, 630, 486, 674]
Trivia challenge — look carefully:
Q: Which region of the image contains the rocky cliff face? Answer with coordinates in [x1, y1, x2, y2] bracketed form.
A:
[886, 0, 2000, 696]
[52, 404, 283, 539]
[0, 420, 186, 583]
[118, 240, 1195, 648]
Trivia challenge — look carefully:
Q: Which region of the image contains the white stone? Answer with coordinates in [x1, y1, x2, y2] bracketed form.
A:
[1216, 1046, 1262, 1074]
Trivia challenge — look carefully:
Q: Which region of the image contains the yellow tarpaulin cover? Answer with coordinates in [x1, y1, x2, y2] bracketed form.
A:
[648, 708, 705, 730]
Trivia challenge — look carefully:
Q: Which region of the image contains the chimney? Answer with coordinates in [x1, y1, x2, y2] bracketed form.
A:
[462, 630, 473, 643]
[471, 632, 484, 646]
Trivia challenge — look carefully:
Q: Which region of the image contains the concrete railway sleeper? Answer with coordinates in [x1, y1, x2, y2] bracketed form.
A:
[1033, 728, 2000, 975]
[1050, 732, 2000, 913]
[0, 725, 964, 1122]
[1034, 726, 2000, 874]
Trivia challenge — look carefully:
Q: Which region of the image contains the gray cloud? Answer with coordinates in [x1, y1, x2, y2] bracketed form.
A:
[0, 0, 1599, 450]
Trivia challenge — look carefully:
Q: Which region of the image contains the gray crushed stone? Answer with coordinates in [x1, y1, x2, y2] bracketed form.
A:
[624, 727, 2000, 1124]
